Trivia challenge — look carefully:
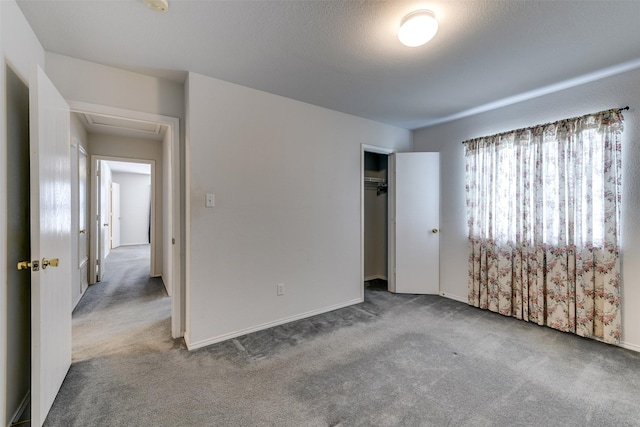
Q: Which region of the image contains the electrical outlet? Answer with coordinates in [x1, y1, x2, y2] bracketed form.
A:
[277, 283, 285, 296]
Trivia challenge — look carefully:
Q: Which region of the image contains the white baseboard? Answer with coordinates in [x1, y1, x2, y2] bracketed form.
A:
[437, 293, 639, 353]
[72, 293, 82, 311]
[185, 297, 364, 351]
[439, 292, 468, 304]
[160, 275, 171, 296]
[364, 274, 387, 281]
[9, 390, 30, 427]
[620, 340, 640, 353]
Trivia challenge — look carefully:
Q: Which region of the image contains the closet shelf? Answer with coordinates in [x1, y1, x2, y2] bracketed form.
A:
[364, 177, 387, 184]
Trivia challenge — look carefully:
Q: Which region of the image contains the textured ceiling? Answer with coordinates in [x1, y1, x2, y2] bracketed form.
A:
[17, 0, 640, 130]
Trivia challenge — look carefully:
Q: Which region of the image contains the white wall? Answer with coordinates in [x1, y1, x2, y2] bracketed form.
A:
[45, 53, 184, 120]
[111, 172, 152, 246]
[413, 66, 640, 352]
[89, 135, 163, 276]
[185, 72, 412, 348]
[1, 1, 46, 424]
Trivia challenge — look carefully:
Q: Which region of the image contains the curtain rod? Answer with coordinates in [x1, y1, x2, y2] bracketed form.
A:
[461, 106, 630, 145]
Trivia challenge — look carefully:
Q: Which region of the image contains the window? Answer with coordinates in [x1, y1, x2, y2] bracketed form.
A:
[464, 108, 624, 343]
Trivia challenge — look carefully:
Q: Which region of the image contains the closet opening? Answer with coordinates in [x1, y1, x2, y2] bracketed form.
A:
[363, 151, 389, 292]
[5, 63, 31, 427]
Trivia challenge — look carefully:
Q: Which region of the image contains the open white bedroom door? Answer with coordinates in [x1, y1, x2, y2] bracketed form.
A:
[388, 152, 440, 294]
[78, 146, 89, 295]
[28, 65, 72, 426]
[94, 160, 111, 281]
[111, 181, 121, 248]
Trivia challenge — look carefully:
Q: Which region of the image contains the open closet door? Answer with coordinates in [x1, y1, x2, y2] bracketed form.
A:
[29, 65, 72, 427]
[388, 152, 440, 294]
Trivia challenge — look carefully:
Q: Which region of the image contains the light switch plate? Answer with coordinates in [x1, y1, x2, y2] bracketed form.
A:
[206, 193, 215, 208]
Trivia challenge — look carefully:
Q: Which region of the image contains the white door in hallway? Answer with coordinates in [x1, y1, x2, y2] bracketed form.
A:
[29, 65, 72, 427]
[97, 160, 111, 281]
[388, 152, 440, 294]
[111, 182, 121, 248]
[78, 146, 89, 294]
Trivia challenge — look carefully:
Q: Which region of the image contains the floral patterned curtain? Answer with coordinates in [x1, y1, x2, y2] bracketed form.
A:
[464, 109, 624, 344]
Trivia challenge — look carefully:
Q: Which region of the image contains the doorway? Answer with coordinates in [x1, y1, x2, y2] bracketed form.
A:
[361, 144, 395, 300]
[5, 64, 32, 427]
[91, 156, 156, 284]
[361, 145, 441, 297]
[107, 161, 152, 251]
[68, 102, 182, 339]
[363, 151, 389, 292]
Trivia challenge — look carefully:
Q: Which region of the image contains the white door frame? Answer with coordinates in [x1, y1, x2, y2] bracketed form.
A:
[360, 144, 396, 301]
[69, 100, 183, 338]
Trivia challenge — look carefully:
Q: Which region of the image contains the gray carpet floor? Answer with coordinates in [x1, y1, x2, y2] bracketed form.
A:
[42, 245, 640, 426]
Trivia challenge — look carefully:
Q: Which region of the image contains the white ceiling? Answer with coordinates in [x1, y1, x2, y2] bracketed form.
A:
[17, 0, 640, 130]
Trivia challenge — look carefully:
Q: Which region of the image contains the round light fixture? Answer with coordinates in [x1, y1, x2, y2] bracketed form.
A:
[142, 0, 168, 12]
[398, 10, 438, 47]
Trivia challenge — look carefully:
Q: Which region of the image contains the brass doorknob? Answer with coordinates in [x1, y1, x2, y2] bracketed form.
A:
[79, 229, 86, 234]
[42, 258, 60, 269]
[432, 228, 439, 234]
[17, 260, 39, 271]
[17, 261, 31, 271]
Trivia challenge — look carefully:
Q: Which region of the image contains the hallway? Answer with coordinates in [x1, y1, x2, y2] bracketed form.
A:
[72, 244, 174, 362]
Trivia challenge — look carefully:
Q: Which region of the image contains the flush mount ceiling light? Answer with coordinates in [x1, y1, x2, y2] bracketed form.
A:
[142, 0, 168, 12]
[398, 10, 438, 47]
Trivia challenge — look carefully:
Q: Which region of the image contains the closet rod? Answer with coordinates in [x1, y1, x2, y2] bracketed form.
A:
[364, 177, 387, 183]
[461, 106, 630, 145]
